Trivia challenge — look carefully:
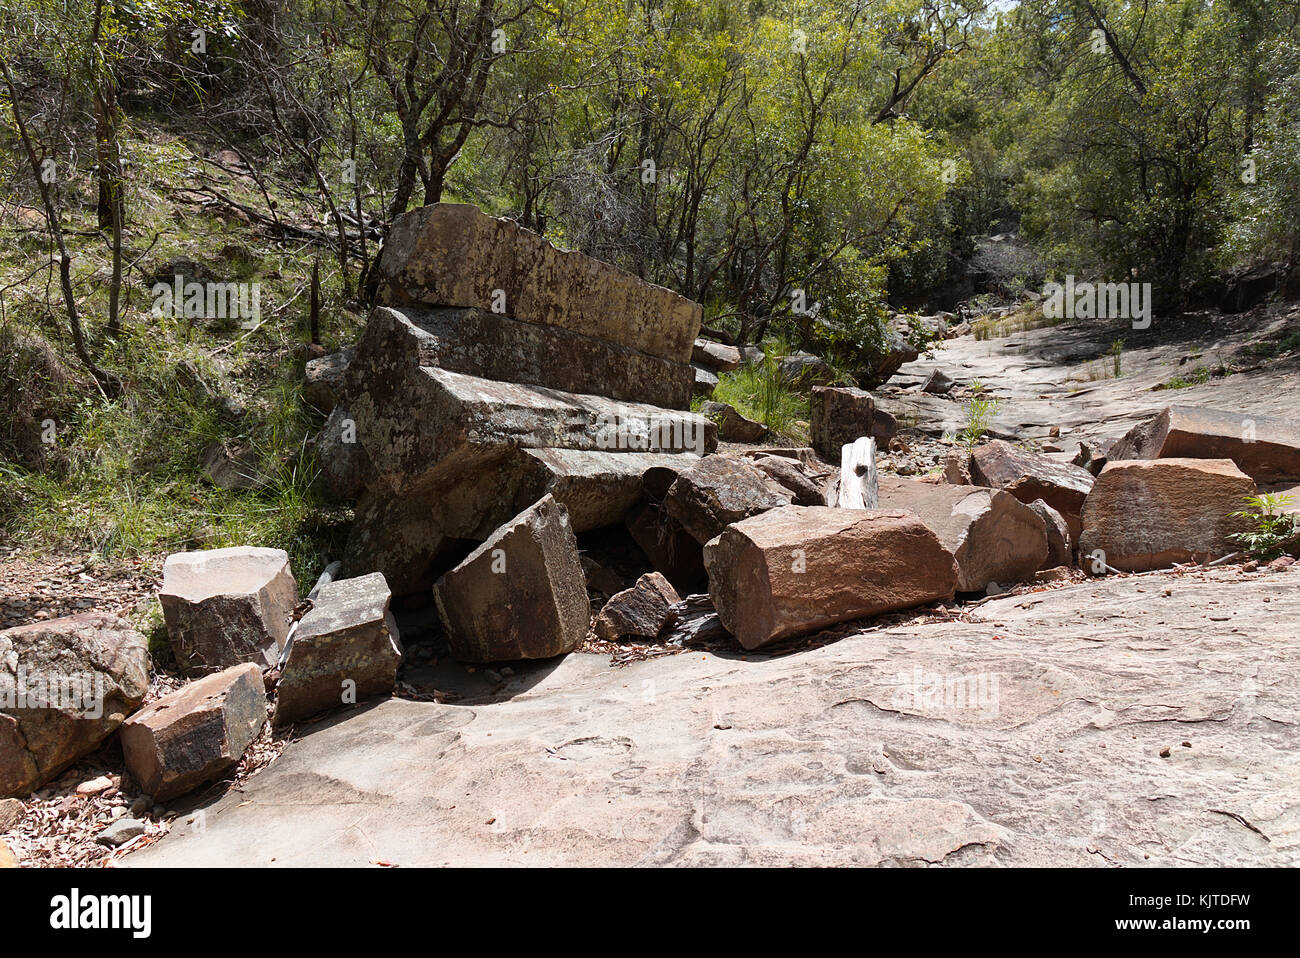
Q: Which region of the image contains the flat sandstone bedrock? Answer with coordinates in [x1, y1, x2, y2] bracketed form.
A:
[375, 203, 701, 364]
[125, 567, 1300, 867]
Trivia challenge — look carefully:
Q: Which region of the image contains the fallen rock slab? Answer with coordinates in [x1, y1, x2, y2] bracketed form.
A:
[1078, 458, 1256, 572]
[810, 385, 877, 461]
[159, 547, 298, 675]
[274, 573, 402, 726]
[1, 613, 149, 797]
[749, 454, 827, 506]
[701, 401, 767, 443]
[592, 573, 681, 642]
[434, 495, 589, 662]
[120, 663, 267, 801]
[692, 340, 741, 372]
[878, 477, 1048, 592]
[375, 203, 701, 363]
[1108, 405, 1300, 482]
[664, 454, 791, 544]
[966, 440, 1095, 540]
[703, 506, 959, 649]
[1026, 499, 1072, 569]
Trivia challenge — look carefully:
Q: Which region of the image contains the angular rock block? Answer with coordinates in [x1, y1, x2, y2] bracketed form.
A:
[160, 547, 298, 675]
[664, 454, 791, 544]
[1109, 405, 1300, 483]
[433, 496, 590, 662]
[313, 405, 375, 499]
[693, 364, 718, 397]
[362, 305, 694, 410]
[273, 573, 402, 726]
[878, 476, 1048, 592]
[692, 340, 742, 372]
[340, 490, 454, 596]
[375, 203, 701, 363]
[1078, 459, 1256, 572]
[1026, 499, 1072, 569]
[810, 386, 878, 460]
[120, 663, 266, 801]
[345, 309, 715, 496]
[1, 613, 149, 797]
[750, 454, 827, 506]
[968, 440, 1094, 540]
[303, 346, 353, 414]
[700, 401, 767, 443]
[592, 573, 681, 642]
[703, 506, 959, 650]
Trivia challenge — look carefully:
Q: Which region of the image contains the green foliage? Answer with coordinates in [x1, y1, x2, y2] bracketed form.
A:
[956, 393, 1001, 448]
[1229, 494, 1300, 560]
[706, 345, 810, 443]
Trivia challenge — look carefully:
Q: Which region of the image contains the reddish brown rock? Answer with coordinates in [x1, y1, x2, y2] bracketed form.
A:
[810, 386, 879, 461]
[592, 573, 681, 642]
[701, 402, 768, 443]
[1, 613, 149, 797]
[1078, 459, 1256, 572]
[967, 440, 1095, 540]
[1026, 499, 1072, 569]
[1108, 405, 1300, 483]
[703, 506, 959, 650]
[120, 663, 267, 801]
[664, 454, 790, 544]
[433, 495, 590, 662]
[878, 477, 1048, 592]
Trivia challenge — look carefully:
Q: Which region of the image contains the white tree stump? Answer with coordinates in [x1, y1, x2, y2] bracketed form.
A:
[837, 436, 879, 510]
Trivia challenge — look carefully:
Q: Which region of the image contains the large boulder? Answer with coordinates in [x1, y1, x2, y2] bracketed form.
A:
[1, 613, 149, 797]
[861, 327, 919, 386]
[120, 663, 266, 801]
[965, 440, 1095, 540]
[692, 365, 718, 397]
[273, 573, 402, 726]
[375, 203, 701, 364]
[344, 309, 714, 497]
[664, 454, 791, 544]
[159, 547, 299, 676]
[877, 477, 1048, 592]
[749, 454, 827, 506]
[360, 306, 694, 411]
[433, 495, 590, 662]
[1108, 405, 1300, 483]
[1078, 459, 1256, 572]
[779, 352, 836, 387]
[592, 573, 681, 642]
[703, 506, 959, 650]
[810, 386, 884, 460]
[313, 405, 375, 499]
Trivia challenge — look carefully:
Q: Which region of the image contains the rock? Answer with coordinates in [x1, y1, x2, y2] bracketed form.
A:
[704, 506, 959, 649]
[1, 613, 149, 797]
[692, 364, 718, 397]
[861, 328, 919, 386]
[273, 573, 402, 726]
[96, 817, 146, 847]
[779, 352, 836, 387]
[363, 305, 695, 410]
[303, 347, 353, 413]
[1070, 441, 1109, 477]
[810, 385, 878, 461]
[0, 838, 16, 867]
[75, 775, 113, 795]
[433, 496, 590, 662]
[592, 573, 681, 642]
[1078, 459, 1256, 572]
[339, 490, 454, 596]
[375, 203, 701, 363]
[922, 369, 955, 394]
[968, 440, 1095, 540]
[750, 454, 827, 506]
[344, 310, 714, 496]
[624, 502, 707, 594]
[701, 401, 767, 443]
[313, 405, 375, 499]
[944, 451, 974, 484]
[878, 477, 1048, 592]
[1108, 405, 1300, 483]
[692, 340, 742, 372]
[120, 663, 267, 801]
[159, 547, 299, 676]
[0, 797, 23, 831]
[200, 440, 264, 491]
[664, 454, 791, 544]
[1026, 499, 1072, 569]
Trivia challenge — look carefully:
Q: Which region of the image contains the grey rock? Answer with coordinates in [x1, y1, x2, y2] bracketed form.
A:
[303, 347, 354, 414]
[96, 817, 146, 847]
[1026, 499, 1072, 569]
[664, 454, 791, 544]
[692, 340, 742, 372]
[700, 401, 767, 443]
[592, 573, 681, 642]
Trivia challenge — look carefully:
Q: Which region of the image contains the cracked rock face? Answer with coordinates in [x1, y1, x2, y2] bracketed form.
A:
[1, 613, 149, 797]
[159, 547, 298, 676]
[1078, 458, 1256, 572]
[120, 662, 266, 801]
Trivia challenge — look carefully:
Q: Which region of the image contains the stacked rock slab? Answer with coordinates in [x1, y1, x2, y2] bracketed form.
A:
[1, 613, 149, 797]
[704, 506, 959, 650]
[963, 440, 1095, 541]
[1109, 405, 1300, 483]
[335, 203, 714, 596]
